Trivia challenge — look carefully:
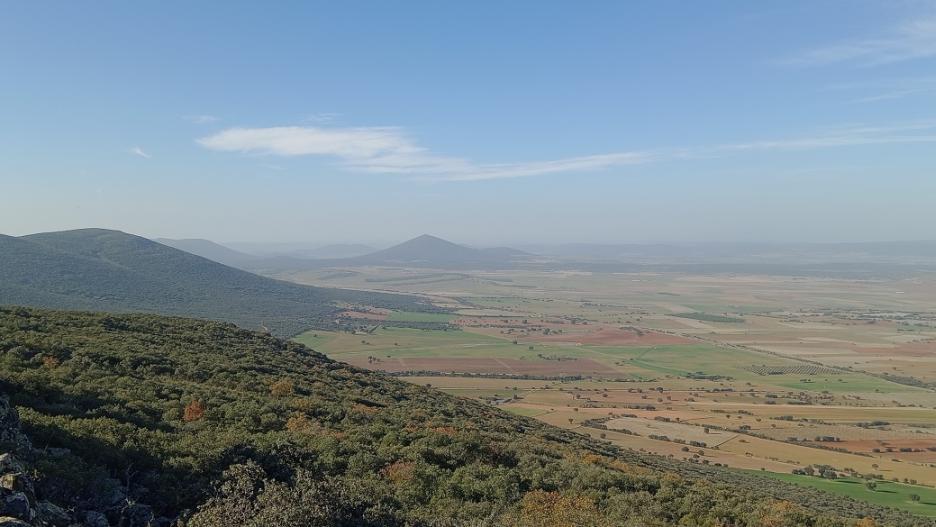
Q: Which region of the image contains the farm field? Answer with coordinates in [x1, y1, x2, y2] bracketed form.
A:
[758, 472, 936, 518]
[288, 266, 936, 515]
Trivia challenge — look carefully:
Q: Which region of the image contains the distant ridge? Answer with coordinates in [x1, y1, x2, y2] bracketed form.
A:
[342, 234, 533, 268]
[220, 241, 376, 260]
[223, 234, 534, 272]
[291, 243, 376, 259]
[155, 237, 259, 268]
[0, 228, 437, 335]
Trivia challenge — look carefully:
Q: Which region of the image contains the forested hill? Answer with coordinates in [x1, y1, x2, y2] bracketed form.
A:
[0, 229, 436, 336]
[0, 307, 928, 526]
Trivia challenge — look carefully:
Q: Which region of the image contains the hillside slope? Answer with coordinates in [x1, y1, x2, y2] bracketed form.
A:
[0, 229, 436, 335]
[0, 307, 929, 526]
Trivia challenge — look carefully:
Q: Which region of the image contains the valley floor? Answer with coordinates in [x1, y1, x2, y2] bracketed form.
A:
[289, 266, 936, 517]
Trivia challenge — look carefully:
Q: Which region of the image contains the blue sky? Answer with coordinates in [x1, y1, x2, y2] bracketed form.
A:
[2, 1, 935, 245]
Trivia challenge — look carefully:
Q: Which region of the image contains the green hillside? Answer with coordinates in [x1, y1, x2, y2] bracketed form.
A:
[0, 229, 437, 336]
[0, 307, 931, 526]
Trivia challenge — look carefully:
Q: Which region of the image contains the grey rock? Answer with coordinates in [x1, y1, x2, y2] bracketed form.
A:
[0, 493, 31, 521]
[0, 398, 29, 452]
[0, 474, 33, 497]
[121, 503, 152, 527]
[0, 455, 22, 475]
[37, 500, 70, 527]
[0, 516, 30, 527]
[84, 510, 109, 527]
[100, 481, 126, 507]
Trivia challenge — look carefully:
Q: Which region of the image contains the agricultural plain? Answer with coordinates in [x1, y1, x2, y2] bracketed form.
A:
[289, 266, 936, 515]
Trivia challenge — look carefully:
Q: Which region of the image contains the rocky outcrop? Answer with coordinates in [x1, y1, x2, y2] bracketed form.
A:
[0, 517, 31, 527]
[0, 393, 166, 527]
[0, 399, 29, 453]
[0, 400, 35, 527]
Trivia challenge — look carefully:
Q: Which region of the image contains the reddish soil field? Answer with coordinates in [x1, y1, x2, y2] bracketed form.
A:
[350, 357, 620, 376]
[525, 327, 693, 346]
[452, 317, 569, 329]
[830, 439, 936, 462]
[838, 438, 936, 452]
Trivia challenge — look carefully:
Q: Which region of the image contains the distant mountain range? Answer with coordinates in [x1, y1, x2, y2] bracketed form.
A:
[159, 234, 536, 271]
[152, 235, 936, 278]
[154, 237, 260, 268]
[0, 229, 436, 335]
[338, 234, 532, 267]
[216, 241, 376, 260]
[294, 243, 376, 259]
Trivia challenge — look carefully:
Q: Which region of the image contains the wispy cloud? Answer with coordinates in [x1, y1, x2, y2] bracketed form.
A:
[184, 114, 220, 124]
[827, 76, 936, 104]
[714, 122, 936, 151]
[306, 112, 341, 124]
[197, 126, 654, 181]
[130, 146, 151, 159]
[789, 17, 936, 66]
[196, 121, 936, 181]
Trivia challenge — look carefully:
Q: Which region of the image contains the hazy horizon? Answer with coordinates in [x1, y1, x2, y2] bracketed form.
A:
[7, 227, 936, 249]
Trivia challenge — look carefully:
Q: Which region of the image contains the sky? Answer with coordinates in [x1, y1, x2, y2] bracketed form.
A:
[2, 1, 936, 245]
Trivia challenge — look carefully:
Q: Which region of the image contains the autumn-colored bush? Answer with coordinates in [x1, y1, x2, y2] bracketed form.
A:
[351, 403, 379, 416]
[430, 426, 457, 436]
[270, 378, 294, 397]
[755, 500, 813, 527]
[285, 412, 320, 434]
[183, 400, 206, 422]
[506, 490, 610, 527]
[381, 461, 416, 485]
[41, 355, 61, 369]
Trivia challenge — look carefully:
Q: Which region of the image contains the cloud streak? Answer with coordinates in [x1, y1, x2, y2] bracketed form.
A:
[789, 17, 936, 66]
[198, 126, 654, 181]
[130, 146, 151, 159]
[197, 121, 936, 181]
[843, 77, 936, 104]
[185, 115, 220, 124]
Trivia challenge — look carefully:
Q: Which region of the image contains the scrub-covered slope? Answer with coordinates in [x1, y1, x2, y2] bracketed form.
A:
[0, 307, 927, 526]
[0, 229, 436, 336]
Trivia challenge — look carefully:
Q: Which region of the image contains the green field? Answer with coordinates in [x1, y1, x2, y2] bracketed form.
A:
[291, 329, 339, 350]
[674, 312, 745, 323]
[757, 472, 936, 517]
[774, 375, 920, 394]
[296, 326, 914, 396]
[295, 327, 519, 360]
